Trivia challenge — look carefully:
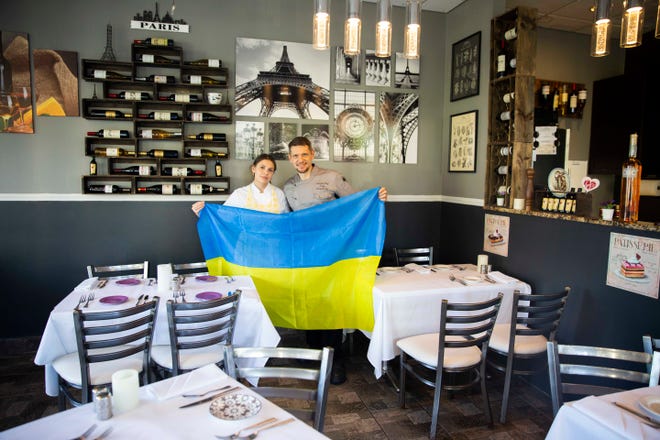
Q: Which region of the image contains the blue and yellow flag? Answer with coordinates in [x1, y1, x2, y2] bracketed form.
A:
[197, 188, 385, 331]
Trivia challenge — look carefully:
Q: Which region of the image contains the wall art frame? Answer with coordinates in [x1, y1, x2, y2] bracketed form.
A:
[450, 31, 481, 102]
[448, 110, 478, 173]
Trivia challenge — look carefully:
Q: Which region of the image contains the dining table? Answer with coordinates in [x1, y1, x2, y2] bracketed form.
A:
[34, 275, 281, 397]
[363, 263, 531, 379]
[545, 385, 660, 439]
[0, 364, 330, 439]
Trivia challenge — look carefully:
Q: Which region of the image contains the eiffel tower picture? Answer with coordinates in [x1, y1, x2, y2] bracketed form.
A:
[100, 24, 116, 62]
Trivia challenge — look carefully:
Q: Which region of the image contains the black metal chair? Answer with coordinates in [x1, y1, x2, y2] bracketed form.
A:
[151, 291, 241, 376]
[397, 294, 503, 439]
[87, 261, 149, 279]
[171, 261, 209, 276]
[394, 246, 434, 266]
[52, 297, 160, 410]
[642, 333, 660, 374]
[223, 345, 334, 433]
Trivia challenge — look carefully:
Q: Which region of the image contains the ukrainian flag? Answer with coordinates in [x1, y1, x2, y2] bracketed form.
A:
[197, 188, 385, 331]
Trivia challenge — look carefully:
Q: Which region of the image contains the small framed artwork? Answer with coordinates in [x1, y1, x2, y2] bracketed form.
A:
[449, 110, 478, 173]
[450, 31, 481, 102]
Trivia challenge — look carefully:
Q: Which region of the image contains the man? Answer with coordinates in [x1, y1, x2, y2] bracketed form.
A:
[283, 136, 387, 385]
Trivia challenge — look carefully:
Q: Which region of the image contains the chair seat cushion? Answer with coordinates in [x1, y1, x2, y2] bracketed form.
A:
[52, 347, 144, 387]
[151, 344, 223, 371]
[488, 323, 548, 355]
[397, 334, 482, 368]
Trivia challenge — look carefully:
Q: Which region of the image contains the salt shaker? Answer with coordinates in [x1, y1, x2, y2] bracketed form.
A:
[94, 386, 113, 420]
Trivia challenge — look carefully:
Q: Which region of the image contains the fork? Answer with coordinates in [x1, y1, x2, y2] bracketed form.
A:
[84, 292, 95, 308]
[75, 294, 87, 310]
[214, 417, 278, 440]
[237, 418, 295, 440]
[180, 290, 187, 303]
[71, 423, 96, 440]
[172, 290, 179, 303]
[182, 384, 232, 398]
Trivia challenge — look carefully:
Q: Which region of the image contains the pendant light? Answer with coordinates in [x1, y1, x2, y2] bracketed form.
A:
[591, 0, 612, 57]
[344, 0, 362, 55]
[313, 0, 331, 50]
[404, 0, 422, 59]
[375, 0, 392, 58]
[655, 2, 659, 38]
[620, 0, 645, 48]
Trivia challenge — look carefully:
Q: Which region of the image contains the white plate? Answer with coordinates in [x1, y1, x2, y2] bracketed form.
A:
[638, 395, 660, 424]
[209, 393, 261, 421]
[548, 167, 570, 198]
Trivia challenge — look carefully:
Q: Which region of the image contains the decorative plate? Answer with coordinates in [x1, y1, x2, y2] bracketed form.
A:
[116, 278, 141, 285]
[209, 393, 261, 421]
[99, 295, 129, 305]
[547, 168, 570, 198]
[638, 395, 660, 423]
[196, 291, 222, 301]
[195, 275, 218, 282]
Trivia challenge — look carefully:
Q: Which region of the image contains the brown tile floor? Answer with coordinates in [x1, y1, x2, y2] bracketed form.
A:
[0, 331, 554, 438]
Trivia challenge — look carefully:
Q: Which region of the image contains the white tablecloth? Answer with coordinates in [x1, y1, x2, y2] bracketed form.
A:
[34, 275, 281, 396]
[545, 386, 660, 440]
[364, 264, 531, 378]
[0, 364, 329, 440]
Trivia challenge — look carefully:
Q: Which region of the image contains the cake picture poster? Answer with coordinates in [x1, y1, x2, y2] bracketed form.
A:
[483, 214, 510, 257]
[606, 233, 659, 299]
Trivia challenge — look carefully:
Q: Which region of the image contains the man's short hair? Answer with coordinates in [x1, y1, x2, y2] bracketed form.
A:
[288, 136, 313, 152]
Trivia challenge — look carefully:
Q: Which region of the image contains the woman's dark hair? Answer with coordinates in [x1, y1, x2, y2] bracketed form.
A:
[252, 153, 277, 171]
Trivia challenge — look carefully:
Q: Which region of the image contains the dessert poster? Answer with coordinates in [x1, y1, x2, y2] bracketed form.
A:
[483, 213, 510, 257]
[606, 233, 659, 299]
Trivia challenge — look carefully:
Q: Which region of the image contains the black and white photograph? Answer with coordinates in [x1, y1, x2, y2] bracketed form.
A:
[335, 47, 360, 85]
[334, 89, 376, 162]
[394, 53, 420, 89]
[364, 50, 391, 87]
[302, 124, 330, 161]
[235, 37, 330, 119]
[235, 121, 265, 160]
[268, 122, 297, 160]
[378, 92, 419, 164]
[450, 31, 481, 101]
[449, 110, 478, 172]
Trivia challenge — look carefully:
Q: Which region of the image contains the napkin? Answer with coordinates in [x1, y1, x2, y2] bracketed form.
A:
[572, 395, 651, 439]
[404, 263, 431, 274]
[487, 271, 518, 284]
[148, 364, 228, 401]
[74, 277, 98, 291]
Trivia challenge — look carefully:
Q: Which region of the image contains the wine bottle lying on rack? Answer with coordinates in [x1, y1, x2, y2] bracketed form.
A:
[92, 147, 136, 157]
[137, 149, 179, 158]
[138, 129, 182, 139]
[186, 133, 226, 141]
[188, 112, 228, 122]
[133, 38, 174, 47]
[135, 54, 177, 64]
[112, 165, 154, 175]
[158, 94, 201, 103]
[135, 75, 176, 84]
[183, 75, 223, 85]
[108, 91, 152, 100]
[87, 129, 130, 139]
[88, 109, 132, 119]
[90, 70, 131, 80]
[162, 167, 205, 176]
[138, 111, 181, 121]
[87, 184, 130, 194]
[186, 184, 224, 195]
[185, 148, 227, 158]
[185, 58, 222, 67]
[137, 184, 178, 194]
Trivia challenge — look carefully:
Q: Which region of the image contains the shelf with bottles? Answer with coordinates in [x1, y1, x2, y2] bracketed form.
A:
[135, 121, 183, 141]
[180, 64, 229, 87]
[155, 85, 204, 103]
[135, 101, 185, 121]
[131, 43, 183, 68]
[159, 158, 208, 177]
[82, 176, 133, 194]
[535, 79, 587, 121]
[108, 158, 158, 176]
[82, 99, 135, 120]
[534, 188, 593, 218]
[183, 141, 229, 159]
[82, 60, 134, 82]
[185, 104, 232, 123]
[85, 136, 136, 157]
[102, 82, 156, 102]
[184, 178, 230, 195]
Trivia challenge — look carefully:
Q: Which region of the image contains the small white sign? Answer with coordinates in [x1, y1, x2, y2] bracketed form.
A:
[130, 21, 190, 33]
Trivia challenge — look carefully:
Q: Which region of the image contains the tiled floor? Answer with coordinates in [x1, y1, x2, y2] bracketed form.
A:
[0, 332, 554, 438]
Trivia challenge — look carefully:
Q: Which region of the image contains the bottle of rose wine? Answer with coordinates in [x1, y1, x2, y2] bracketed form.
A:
[158, 94, 201, 103]
[188, 112, 227, 122]
[108, 91, 152, 100]
[138, 111, 181, 121]
[133, 37, 174, 47]
[185, 58, 222, 67]
[112, 165, 154, 175]
[137, 184, 178, 194]
[87, 129, 129, 139]
[620, 133, 642, 223]
[92, 147, 135, 157]
[88, 109, 132, 118]
[138, 129, 182, 139]
[137, 149, 179, 158]
[134, 75, 176, 84]
[87, 184, 130, 194]
[162, 166, 205, 177]
[135, 54, 177, 64]
[186, 133, 226, 141]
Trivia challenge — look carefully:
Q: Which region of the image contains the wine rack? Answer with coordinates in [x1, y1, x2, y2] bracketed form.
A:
[80, 40, 231, 195]
[485, 7, 536, 209]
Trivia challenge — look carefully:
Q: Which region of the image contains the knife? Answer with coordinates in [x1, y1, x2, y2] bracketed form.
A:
[135, 294, 144, 306]
[179, 386, 240, 409]
[97, 279, 107, 288]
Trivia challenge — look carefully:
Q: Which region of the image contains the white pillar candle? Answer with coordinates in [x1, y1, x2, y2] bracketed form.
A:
[513, 198, 525, 210]
[477, 254, 489, 268]
[157, 264, 172, 293]
[111, 369, 139, 413]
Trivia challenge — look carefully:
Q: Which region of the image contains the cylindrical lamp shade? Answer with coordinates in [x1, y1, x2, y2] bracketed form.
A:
[344, 0, 361, 55]
[591, 0, 612, 57]
[375, 0, 392, 58]
[313, 0, 331, 50]
[404, 0, 421, 59]
[620, 0, 645, 48]
[655, 3, 659, 38]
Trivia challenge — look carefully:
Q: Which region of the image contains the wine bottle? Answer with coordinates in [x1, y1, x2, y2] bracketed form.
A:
[138, 111, 181, 121]
[137, 149, 179, 158]
[133, 37, 174, 47]
[577, 88, 587, 117]
[557, 196, 566, 213]
[87, 129, 129, 139]
[185, 58, 222, 67]
[138, 129, 182, 139]
[162, 166, 205, 177]
[134, 75, 176, 84]
[215, 160, 222, 177]
[539, 83, 551, 111]
[137, 184, 178, 195]
[504, 26, 517, 41]
[183, 74, 223, 85]
[89, 157, 97, 176]
[158, 94, 201, 103]
[559, 84, 569, 117]
[499, 110, 513, 121]
[496, 40, 506, 78]
[620, 133, 642, 223]
[87, 184, 130, 194]
[108, 91, 152, 100]
[568, 83, 578, 115]
[551, 84, 560, 119]
[0, 31, 13, 94]
[88, 109, 132, 118]
[135, 54, 177, 64]
[90, 70, 131, 80]
[92, 147, 135, 157]
[186, 133, 226, 141]
[502, 92, 514, 104]
[187, 184, 224, 195]
[112, 165, 154, 175]
[188, 112, 227, 122]
[185, 148, 226, 158]
[541, 190, 550, 211]
[565, 188, 575, 214]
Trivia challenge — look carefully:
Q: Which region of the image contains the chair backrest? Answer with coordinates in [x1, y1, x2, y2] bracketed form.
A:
[394, 246, 434, 266]
[73, 297, 160, 401]
[87, 261, 149, 279]
[171, 261, 209, 276]
[547, 341, 660, 416]
[379, 247, 397, 267]
[223, 345, 334, 432]
[166, 291, 241, 375]
[642, 333, 660, 374]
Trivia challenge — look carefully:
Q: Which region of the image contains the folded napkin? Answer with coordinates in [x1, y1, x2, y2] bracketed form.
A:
[148, 364, 228, 401]
[573, 395, 650, 439]
[487, 271, 518, 284]
[404, 263, 431, 274]
[74, 277, 98, 291]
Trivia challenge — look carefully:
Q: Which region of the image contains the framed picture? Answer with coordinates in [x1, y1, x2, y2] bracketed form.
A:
[450, 31, 481, 101]
[449, 110, 478, 173]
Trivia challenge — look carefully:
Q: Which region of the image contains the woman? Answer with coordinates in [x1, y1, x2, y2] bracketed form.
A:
[192, 153, 290, 216]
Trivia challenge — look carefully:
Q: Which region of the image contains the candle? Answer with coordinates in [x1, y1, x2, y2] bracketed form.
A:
[157, 263, 172, 293]
[477, 254, 489, 268]
[111, 369, 139, 413]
